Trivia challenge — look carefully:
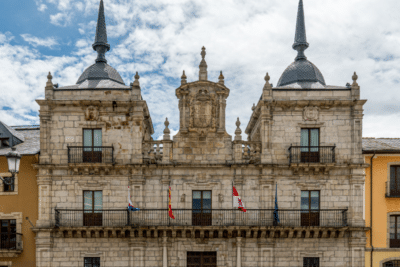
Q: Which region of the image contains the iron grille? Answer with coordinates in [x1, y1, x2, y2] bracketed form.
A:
[187, 252, 216, 267]
[303, 257, 319, 267]
[289, 146, 335, 164]
[84, 257, 100, 267]
[54, 208, 348, 228]
[385, 261, 400, 267]
[0, 233, 22, 250]
[67, 146, 113, 163]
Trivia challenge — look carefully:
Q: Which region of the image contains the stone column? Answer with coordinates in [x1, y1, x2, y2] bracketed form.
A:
[236, 237, 242, 267]
[181, 94, 188, 133]
[163, 237, 168, 267]
[217, 95, 224, 133]
[221, 98, 226, 131]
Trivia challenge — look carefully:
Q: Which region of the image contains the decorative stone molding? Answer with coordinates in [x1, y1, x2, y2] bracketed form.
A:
[258, 242, 274, 267]
[84, 105, 99, 121]
[290, 164, 334, 176]
[296, 181, 327, 191]
[303, 106, 319, 121]
[297, 122, 325, 128]
[0, 261, 12, 267]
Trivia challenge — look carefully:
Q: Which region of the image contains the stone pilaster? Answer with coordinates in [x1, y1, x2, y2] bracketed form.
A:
[36, 176, 52, 228]
[349, 230, 367, 267]
[34, 229, 53, 267]
[236, 237, 242, 267]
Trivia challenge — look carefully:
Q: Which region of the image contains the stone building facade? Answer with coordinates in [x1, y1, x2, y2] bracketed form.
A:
[33, 0, 368, 266]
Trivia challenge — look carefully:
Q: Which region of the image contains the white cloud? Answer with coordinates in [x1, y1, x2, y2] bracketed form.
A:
[50, 12, 71, 26]
[38, 4, 47, 12]
[2, 0, 400, 139]
[0, 32, 14, 43]
[21, 34, 58, 48]
[0, 33, 78, 126]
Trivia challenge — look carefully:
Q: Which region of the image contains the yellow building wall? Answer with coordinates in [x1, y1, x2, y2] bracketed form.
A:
[364, 154, 400, 267]
[0, 155, 38, 267]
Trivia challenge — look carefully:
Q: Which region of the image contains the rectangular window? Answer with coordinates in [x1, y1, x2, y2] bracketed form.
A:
[300, 128, 320, 162]
[84, 257, 100, 267]
[301, 191, 320, 226]
[83, 191, 103, 227]
[192, 190, 212, 226]
[0, 219, 16, 250]
[390, 166, 400, 196]
[83, 129, 102, 163]
[303, 257, 319, 267]
[390, 215, 400, 248]
[3, 178, 14, 192]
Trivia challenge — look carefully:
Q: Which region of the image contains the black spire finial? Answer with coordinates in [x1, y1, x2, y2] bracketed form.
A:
[292, 0, 309, 61]
[92, 0, 110, 63]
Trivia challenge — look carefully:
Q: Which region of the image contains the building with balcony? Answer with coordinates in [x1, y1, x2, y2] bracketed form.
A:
[0, 122, 39, 267]
[363, 138, 400, 267]
[33, 0, 368, 266]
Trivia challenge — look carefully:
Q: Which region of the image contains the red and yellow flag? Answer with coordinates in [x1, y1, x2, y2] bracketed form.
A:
[168, 186, 175, 219]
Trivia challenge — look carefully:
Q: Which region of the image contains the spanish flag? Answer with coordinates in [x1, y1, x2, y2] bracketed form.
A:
[168, 186, 175, 219]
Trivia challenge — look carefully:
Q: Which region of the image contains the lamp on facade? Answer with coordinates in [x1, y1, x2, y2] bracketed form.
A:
[0, 147, 21, 185]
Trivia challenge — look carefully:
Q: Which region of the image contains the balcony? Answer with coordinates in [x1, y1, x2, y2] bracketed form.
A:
[0, 233, 23, 257]
[67, 146, 114, 164]
[288, 146, 335, 164]
[385, 181, 400, 198]
[54, 209, 347, 228]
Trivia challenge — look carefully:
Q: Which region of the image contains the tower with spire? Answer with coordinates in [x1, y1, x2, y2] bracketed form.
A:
[244, 1, 367, 265]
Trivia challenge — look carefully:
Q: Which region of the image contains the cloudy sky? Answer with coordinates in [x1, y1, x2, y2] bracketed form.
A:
[0, 0, 399, 139]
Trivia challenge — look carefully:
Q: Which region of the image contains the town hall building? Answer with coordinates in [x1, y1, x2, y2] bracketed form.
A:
[32, 0, 368, 266]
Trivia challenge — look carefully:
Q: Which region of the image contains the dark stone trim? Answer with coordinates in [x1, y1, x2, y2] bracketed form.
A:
[55, 88, 132, 91]
[272, 89, 351, 91]
[363, 151, 400, 154]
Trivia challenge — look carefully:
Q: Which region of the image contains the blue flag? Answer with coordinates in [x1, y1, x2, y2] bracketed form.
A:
[273, 184, 280, 224]
[128, 186, 140, 211]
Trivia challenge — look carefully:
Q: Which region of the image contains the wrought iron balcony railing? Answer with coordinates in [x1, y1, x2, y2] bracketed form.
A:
[288, 146, 335, 164]
[385, 181, 400, 198]
[67, 146, 114, 164]
[0, 233, 22, 250]
[54, 208, 347, 228]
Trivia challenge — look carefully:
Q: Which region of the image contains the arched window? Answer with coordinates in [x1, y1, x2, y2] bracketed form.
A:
[384, 260, 400, 267]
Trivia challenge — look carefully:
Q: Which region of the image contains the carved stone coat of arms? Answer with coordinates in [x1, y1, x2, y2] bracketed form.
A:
[303, 106, 319, 121]
[189, 88, 217, 135]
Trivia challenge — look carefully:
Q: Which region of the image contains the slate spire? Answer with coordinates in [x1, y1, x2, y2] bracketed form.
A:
[92, 0, 110, 63]
[292, 0, 309, 61]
